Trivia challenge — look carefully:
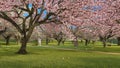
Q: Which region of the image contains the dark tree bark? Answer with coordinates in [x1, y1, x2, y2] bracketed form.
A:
[102, 39, 107, 48]
[99, 36, 107, 48]
[62, 39, 66, 45]
[17, 37, 27, 54]
[46, 38, 49, 45]
[92, 40, 95, 45]
[2, 34, 11, 45]
[80, 40, 83, 43]
[53, 32, 64, 46]
[6, 36, 11, 45]
[17, 24, 35, 54]
[85, 39, 88, 46]
[57, 38, 62, 46]
[117, 37, 120, 46]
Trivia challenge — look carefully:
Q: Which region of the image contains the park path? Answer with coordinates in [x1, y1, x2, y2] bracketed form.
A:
[94, 51, 120, 55]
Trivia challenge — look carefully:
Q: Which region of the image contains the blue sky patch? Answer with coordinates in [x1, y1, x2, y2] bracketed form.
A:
[28, 3, 32, 9]
[23, 12, 29, 17]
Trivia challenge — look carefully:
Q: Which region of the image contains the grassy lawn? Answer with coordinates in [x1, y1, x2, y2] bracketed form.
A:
[0, 40, 120, 68]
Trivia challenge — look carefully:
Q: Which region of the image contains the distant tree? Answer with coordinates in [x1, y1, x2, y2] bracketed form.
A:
[39, 23, 67, 46]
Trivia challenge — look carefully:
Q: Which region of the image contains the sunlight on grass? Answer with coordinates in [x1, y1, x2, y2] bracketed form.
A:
[0, 40, 120, 68]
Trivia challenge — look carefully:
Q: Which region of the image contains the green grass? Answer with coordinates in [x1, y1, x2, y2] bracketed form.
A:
[41, 40, 120, 53]
[0, 40, 120, 68]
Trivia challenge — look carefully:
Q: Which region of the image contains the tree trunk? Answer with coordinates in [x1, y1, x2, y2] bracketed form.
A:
[57, 38, 63, 46]
[62, 40, 65, 45]
[85, 39, 88, 46]
[2, 34, 11, 45]
[6, 37, 10, 45]
[58, 41, 60, 46]
[80, 40, 83, 43]
[17, 38, 27, 54]
[102, 40, 107, 48]
[17, 24, 35, 54]
[73, 40, 78, 47]
[46, 38, 49, 45]
[62, 38, 66, 45]
[37, 38, 41, 46]
[92, 40, 95, 45]
[117, 37, 120, 46]
[57, 40, 61, 46]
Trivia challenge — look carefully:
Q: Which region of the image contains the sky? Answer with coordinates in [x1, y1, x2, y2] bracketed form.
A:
[23, 3, 47, 18]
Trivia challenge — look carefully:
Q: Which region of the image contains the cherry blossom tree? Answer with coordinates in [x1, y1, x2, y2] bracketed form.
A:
[76, 26, 98, 46]
[39, 23, 67, 45]
[76, 18, 120, 47]
[0, 18, 20, 45]
[97, 23, 120, 47]
[0, 0, 64, 54]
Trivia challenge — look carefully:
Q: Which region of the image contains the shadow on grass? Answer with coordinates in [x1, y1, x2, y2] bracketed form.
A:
[0, 48, 19, 56]
[1, 46, 120, 68]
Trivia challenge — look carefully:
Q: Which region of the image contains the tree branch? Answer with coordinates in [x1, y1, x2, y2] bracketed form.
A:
[0, 12, 23, 34]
